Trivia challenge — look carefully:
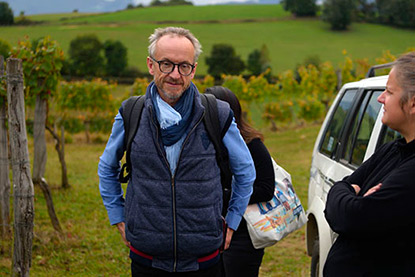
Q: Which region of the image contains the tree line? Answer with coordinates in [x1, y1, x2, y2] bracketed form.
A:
[281, 0, 415, 30]
[1, 33, 271, 81]
[1, 1, 415, 30]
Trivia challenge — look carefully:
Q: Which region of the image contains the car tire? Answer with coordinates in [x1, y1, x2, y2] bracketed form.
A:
[310, 238, 319, 277]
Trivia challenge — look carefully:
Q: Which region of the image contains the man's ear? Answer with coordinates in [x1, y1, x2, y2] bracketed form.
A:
[147, 56, 155, 76]
[190, 62, 197, 79]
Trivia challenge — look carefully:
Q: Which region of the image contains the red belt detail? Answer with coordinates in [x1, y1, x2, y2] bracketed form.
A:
[129, 245, 153, 260]
[197, 249, 220, 263]
[130, 245, 219, 263]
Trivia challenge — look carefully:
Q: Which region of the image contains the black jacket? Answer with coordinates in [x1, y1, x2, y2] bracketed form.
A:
[233, 138, 274, 237]
[324, 138, 415, 276]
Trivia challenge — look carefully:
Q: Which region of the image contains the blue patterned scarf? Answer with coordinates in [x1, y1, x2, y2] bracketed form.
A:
[151, 82, 196, 146]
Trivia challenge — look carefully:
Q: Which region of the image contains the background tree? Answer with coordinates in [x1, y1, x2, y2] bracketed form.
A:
[68, 34, 104, 76]
[150, 0, 164, 6]
[150, 0, 193, 6]
[205, 44, 245, 79]
[355, 0, 377, 22]
[103, 39, 128, 77]
[0, 2, 14, 25]
[247, 49, 262, 76]
[168, 0, 193, 5]
[323, 0, 356, 30]
[247, 44, 271, 76]
[376, 0, 415, 28]
[281, 0, 317, 16]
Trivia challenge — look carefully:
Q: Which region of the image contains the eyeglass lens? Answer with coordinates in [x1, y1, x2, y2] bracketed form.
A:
[159, 61, 193, 76]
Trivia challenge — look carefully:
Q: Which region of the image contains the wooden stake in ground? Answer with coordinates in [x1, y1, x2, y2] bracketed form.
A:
[32, 93, 62, 233]
[46, 124, 69, 189]
[7, 58, 34, 276]
[0, 56, 11, 253]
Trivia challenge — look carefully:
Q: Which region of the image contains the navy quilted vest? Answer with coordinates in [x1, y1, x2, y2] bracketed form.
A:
[124, 91, 231, 272]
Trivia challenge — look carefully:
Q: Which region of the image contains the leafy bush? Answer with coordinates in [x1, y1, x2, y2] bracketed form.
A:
[193, 75, 215, 94]
[11, 36, 64, 106]
[247, 44, 271, 76]
[0, 38, 10, 58]
[298, 96, 325, 122]
[281, 0, 317, 16]
[205, 44, 245, 79]
[68, 34, 105, 76]
[129, 77, 150, 98]
[56, 79, 116, 140]
[103, 39, 128, 77]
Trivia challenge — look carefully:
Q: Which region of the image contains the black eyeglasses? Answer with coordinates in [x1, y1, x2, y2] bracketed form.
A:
[150, 56, 195, 76]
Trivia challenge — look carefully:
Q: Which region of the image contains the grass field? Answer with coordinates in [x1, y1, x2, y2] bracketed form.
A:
[1, 4, 415, 76]
[0, 112, 320, 276]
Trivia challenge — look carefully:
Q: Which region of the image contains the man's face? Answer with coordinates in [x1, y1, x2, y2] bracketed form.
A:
[147, 35, 197, 106]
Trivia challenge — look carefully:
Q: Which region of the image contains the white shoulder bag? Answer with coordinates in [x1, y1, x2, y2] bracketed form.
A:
[243, 158, 307, 249]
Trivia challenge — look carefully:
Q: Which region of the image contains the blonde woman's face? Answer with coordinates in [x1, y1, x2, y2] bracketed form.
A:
[377, 68, 409, 133]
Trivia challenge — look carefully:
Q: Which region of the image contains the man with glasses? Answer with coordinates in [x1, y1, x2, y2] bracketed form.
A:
[98, 26, 255, 276]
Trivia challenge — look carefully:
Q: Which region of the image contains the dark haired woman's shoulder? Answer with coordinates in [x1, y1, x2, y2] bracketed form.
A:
[247, 138, 271, 158]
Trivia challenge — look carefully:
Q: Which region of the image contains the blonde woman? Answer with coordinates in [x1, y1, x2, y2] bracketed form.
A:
[324, 52, 415, 276]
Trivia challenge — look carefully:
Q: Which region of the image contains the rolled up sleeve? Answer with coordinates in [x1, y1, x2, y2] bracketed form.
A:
[222, 119, 255, 230]
[98, 112, 126, 225]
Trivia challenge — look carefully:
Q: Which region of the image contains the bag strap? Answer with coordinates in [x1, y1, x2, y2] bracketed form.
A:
[200, 94, 233, 193]
[119, 95, 145, 183]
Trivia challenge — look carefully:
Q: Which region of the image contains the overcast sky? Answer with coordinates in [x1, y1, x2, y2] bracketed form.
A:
[5, 0, 263, 15]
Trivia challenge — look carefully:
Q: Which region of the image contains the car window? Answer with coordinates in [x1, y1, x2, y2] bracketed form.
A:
[377, 126, 402, 148]
[320, 89, 358, 158]
[342, 90, 383, 166]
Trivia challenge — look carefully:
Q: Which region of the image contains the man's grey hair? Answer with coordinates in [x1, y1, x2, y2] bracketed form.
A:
[148, 26, 202, 62]
[394, 52, 415, 106]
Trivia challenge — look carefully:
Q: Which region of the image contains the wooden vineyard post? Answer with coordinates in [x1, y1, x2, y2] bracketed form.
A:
[7, 58, 34, 277]
[0, 56, 11, 253]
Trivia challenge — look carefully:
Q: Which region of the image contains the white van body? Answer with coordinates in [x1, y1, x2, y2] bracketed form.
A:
[305, 74, 401, 277]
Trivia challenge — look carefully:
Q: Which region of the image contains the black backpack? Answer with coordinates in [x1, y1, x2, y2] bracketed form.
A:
[118, 94, 233, 215]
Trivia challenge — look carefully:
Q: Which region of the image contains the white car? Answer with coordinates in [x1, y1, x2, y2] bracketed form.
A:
[305, 63, 400, 277]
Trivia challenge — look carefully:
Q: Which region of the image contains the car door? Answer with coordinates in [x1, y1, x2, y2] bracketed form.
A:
[308, 87, 384, 276]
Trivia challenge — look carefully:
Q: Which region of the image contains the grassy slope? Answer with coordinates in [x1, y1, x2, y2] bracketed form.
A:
[29, 5, 291, 24]
[1, 5, 414, 76]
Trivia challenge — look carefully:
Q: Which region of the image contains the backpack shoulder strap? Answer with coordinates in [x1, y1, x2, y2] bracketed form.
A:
[119, 95, 145, 183]
[200, 93, 233, 192]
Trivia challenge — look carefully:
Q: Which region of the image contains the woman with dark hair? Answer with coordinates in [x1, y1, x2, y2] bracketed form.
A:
[205, 86, 275, 277]
[324, 52, 415, 276]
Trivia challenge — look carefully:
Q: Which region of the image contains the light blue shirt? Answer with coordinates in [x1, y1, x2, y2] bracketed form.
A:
[98, 96, 255, 231]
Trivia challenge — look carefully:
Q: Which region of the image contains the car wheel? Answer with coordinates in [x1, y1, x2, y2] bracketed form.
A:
[310, 238, 319, 277]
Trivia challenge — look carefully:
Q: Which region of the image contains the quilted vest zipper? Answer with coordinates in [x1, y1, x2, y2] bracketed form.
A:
[150, 106, 205, 272]
[171, 111, 205, 272]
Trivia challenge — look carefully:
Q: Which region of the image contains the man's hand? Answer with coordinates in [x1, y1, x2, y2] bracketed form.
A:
[116, 222, 130, 247]
[224, 227, 234, 250]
